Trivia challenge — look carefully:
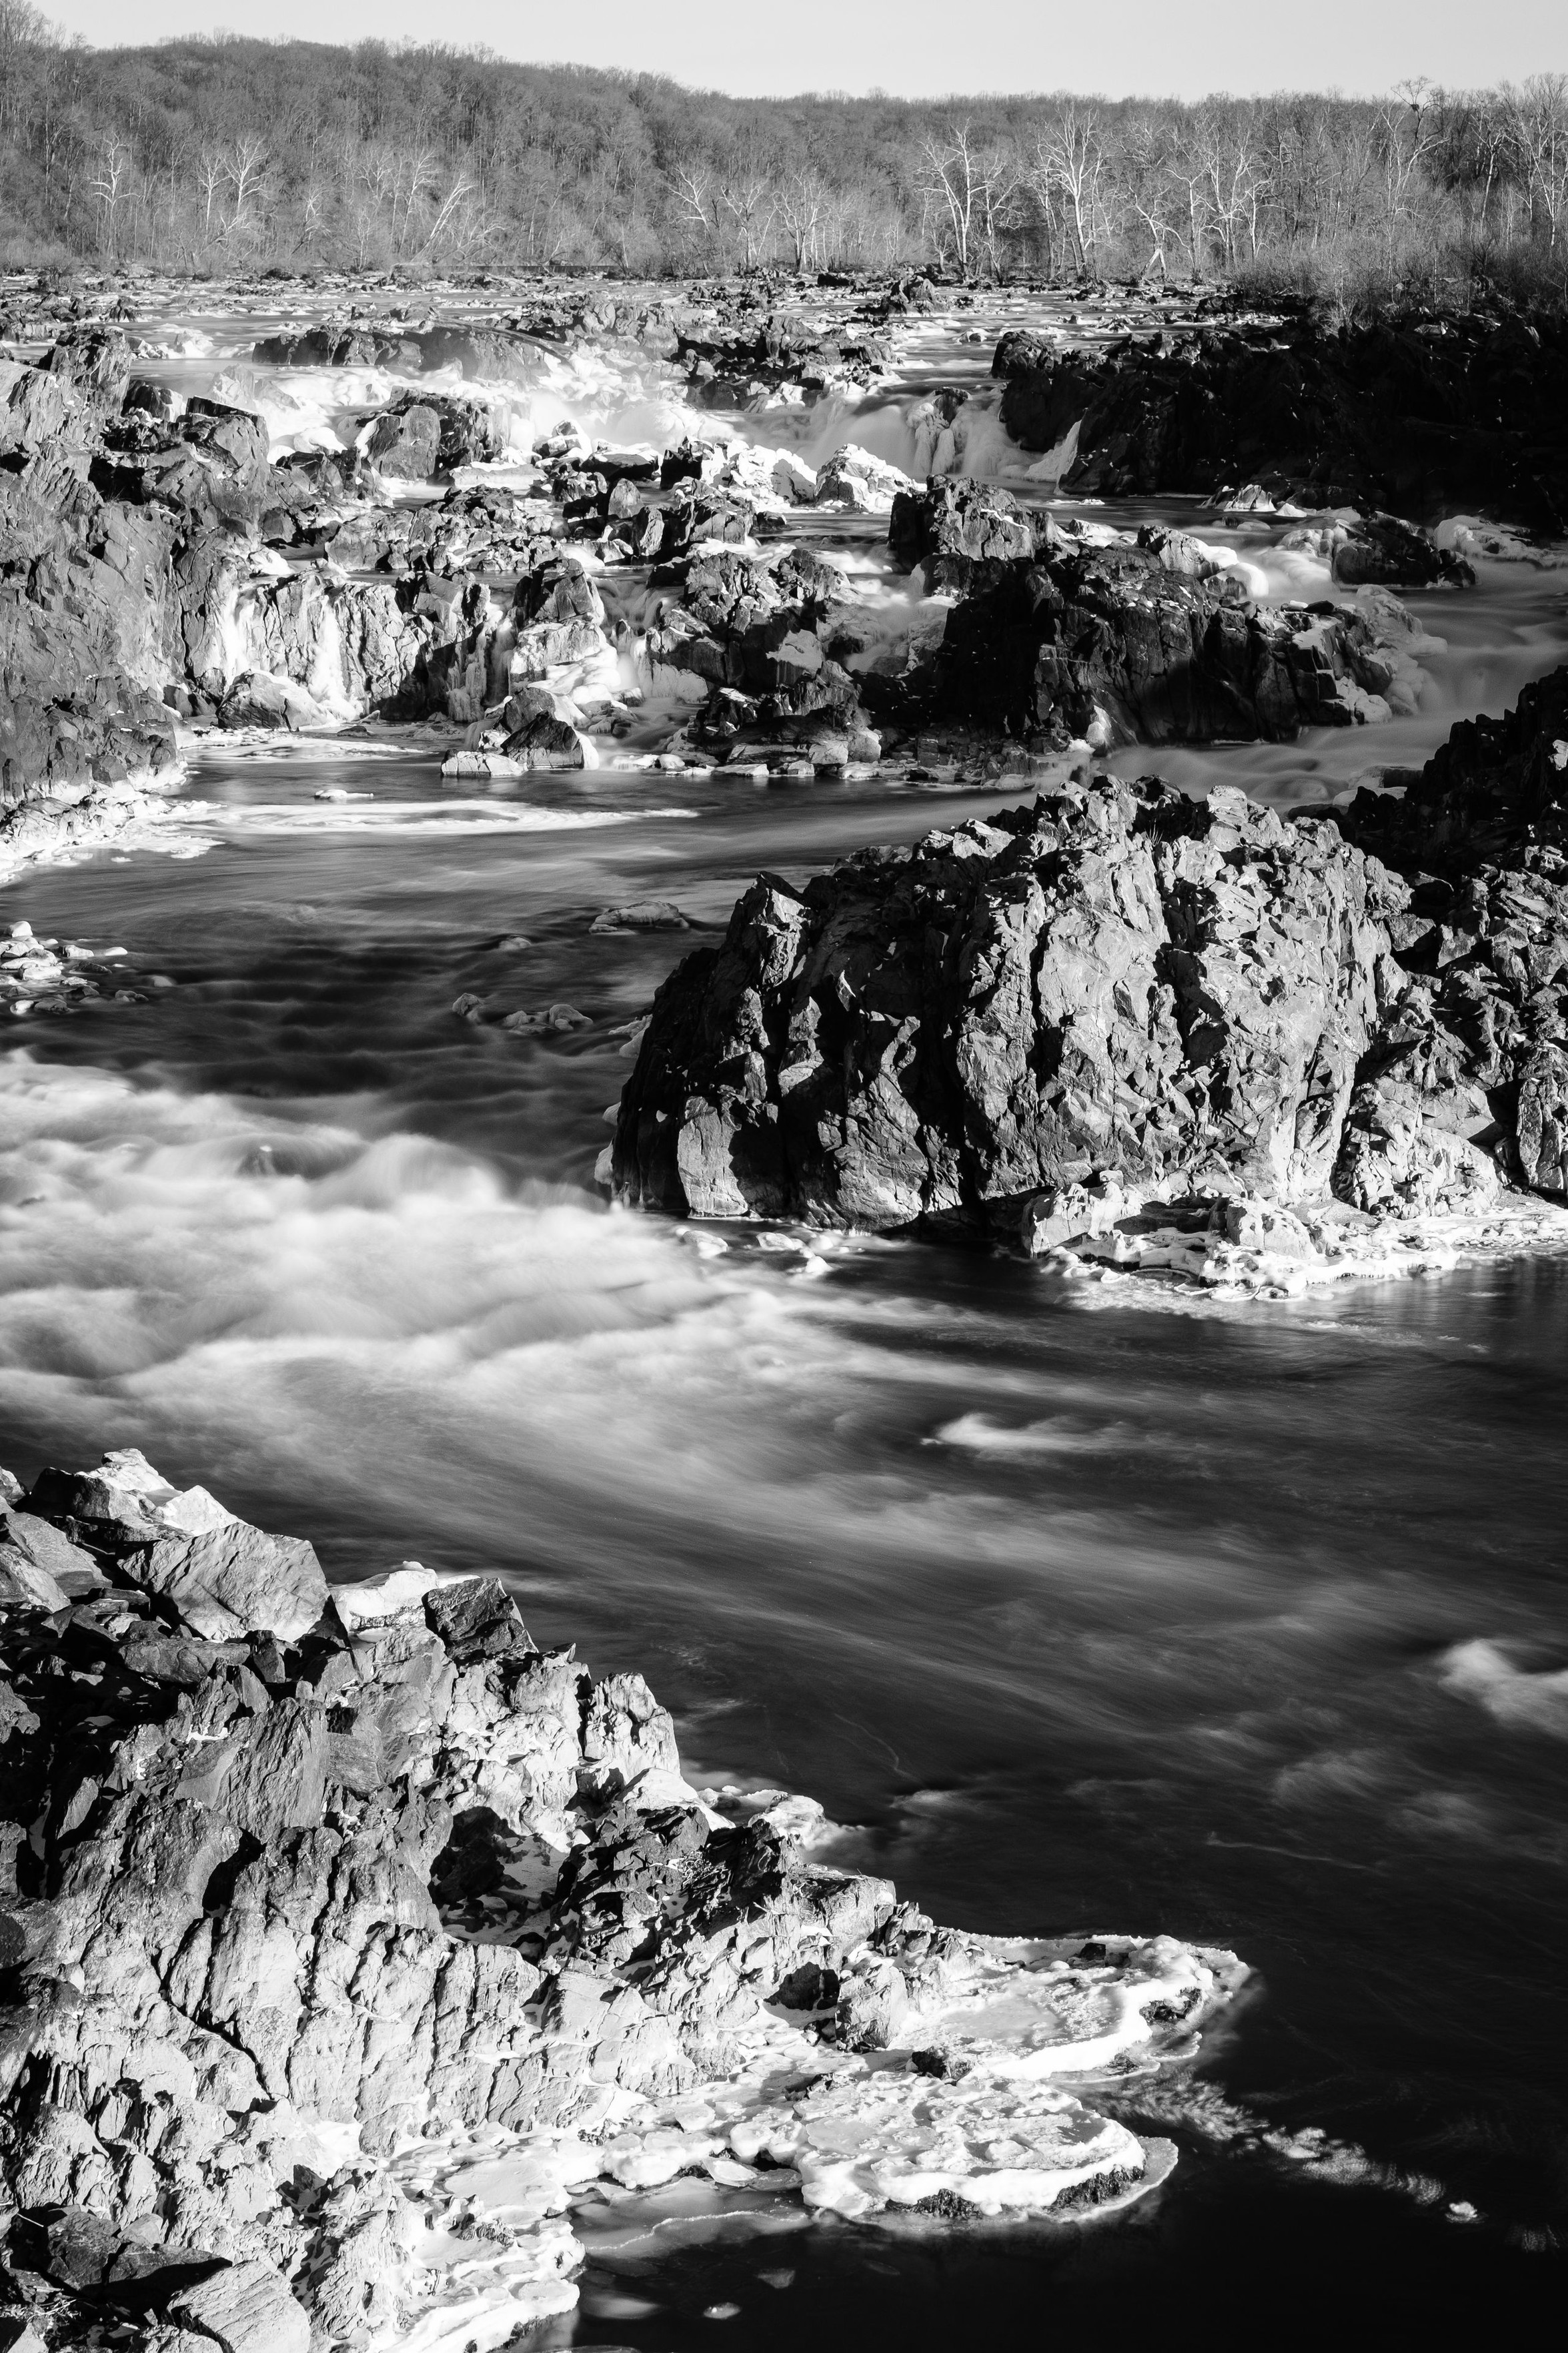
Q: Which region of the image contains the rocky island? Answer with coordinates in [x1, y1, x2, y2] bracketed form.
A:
[612, 661, 1568, 1291]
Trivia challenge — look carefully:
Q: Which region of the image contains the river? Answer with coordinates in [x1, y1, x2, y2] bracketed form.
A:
[2, 289, 1565, 2335]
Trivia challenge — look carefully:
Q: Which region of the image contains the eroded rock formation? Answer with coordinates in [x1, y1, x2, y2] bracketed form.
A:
[613, 668, 1568, 1278]
[0, 1448, 1243, 2348]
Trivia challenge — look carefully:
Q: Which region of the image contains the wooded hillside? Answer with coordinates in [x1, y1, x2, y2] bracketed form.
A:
[1, 15, 1565, 310]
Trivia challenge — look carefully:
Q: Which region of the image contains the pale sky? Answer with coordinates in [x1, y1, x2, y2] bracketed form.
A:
[41, 0, 1567, 100]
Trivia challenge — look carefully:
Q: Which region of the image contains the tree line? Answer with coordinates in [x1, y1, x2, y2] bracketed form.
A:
[1, 15, 1567, 311]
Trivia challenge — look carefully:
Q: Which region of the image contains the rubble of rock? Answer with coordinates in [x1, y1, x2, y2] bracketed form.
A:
[613, 668, 1568, 1271]
[0, 1446, 1245, 2349]
[678, 314, 892, 409]
[992, 308, 1568, 532]
[0, 921, 153, 1013]
[2, 287, 1479, 875]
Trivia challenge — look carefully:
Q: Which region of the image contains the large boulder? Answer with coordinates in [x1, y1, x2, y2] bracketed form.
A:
[364, 390, 505, 480]
[121, 1519, 329, 1643]
[612, 777, 1407, 1230]
[888, 478, 1037, 579]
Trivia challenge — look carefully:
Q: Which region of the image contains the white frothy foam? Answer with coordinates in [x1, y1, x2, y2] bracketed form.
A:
[1438, 1639, 1568, 1736]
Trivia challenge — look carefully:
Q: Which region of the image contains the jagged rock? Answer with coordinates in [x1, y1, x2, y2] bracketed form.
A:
[640, 545, 869, 760]
[888, 478, 1036, 578]
[93, 396, 273, 530]
[1331, 1077, 1502, 1216]
[422, 1575, 532, 1663]
[903, 542, 1420, 749]
[167, 2260, 309, 2353]
[0, 1449, 1237, 2346]
[1331, 663, 1568, 1200]
[363, 399, 439, 480]
[591, 901, 690, 933]
[812, 444, 914, 514]
[43, 326, 133, 422]
[992, 307, 1568, 530]
[612, 777, 1407, 1230]
[1279, 510, 1474, 589]
[122, 1520, 329, 1642]
[500, 711, 584, 769]
[1516, 1042, 1568, 1196]
[364, 392, 504, 481]
[0, 583, 178, 804]
[680, 318, 890, 410]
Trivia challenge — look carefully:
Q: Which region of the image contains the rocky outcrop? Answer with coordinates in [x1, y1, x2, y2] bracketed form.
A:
[93, 395, 275, 532]
[680, 314, 891, 408]
[0, 1448, 1244, 2347]
[992, 308, 1568, 531]
[362, 390, 506, 482]
[613, 666, 1568, 1270]
[1331, 663, 1568, 1204]
[876, 490, 1433, 748]
[638, 543, 877, 765]
[613, 777, 1407, 1229]
[908, 540, 1424, 748]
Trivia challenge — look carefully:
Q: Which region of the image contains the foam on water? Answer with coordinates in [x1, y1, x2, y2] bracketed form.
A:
[1438, 1640, 1568, 1736]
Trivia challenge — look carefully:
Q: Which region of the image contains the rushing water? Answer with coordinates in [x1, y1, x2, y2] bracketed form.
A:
[3, 292, 1567, 2334]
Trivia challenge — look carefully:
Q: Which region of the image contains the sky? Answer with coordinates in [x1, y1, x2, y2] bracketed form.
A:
[40, 0, 1567, 100]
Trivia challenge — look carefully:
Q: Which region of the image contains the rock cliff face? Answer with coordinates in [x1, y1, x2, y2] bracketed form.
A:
[613, 670, 1568, 1276]
[0, 1448, 1243, 2349]
[991, 309, 1568, 531]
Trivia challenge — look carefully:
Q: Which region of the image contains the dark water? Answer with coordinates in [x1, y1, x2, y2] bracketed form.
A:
[4, 304, 1567, 2330]
[4, 751, 1565, 2333]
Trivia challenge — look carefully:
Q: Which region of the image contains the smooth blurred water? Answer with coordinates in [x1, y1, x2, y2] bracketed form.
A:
[2, 298, 1566, 2332]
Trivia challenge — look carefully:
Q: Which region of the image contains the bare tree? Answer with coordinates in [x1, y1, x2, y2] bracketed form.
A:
[670, 162, 718, 252]
[777, 167, 827, 270]
[225, 132, 269, 242]
[922, 123, 1017, 277]
[717, 157, 776, 270]
[1122, 120, 1181, 280]
[197, 146, 225, 241]
[89, 129, 132, 258]
[1505, 73, 1568, 247]
[1029, 108, 1108, 276]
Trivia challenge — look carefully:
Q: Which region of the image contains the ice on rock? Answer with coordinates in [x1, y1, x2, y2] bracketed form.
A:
[734, 2069, 1159, 2220]
[881, 1932, 1233, 2077]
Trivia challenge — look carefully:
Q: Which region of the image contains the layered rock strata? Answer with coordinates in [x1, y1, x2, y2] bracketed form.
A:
[612, 668, 1568, 1287]
[0, 1448, 1243, 2350]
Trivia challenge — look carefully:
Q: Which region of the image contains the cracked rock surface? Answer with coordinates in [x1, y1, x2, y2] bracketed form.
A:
[0, 1448, 1243, 2350]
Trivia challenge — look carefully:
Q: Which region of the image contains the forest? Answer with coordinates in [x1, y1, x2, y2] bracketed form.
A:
[1, 11, 1567, 311]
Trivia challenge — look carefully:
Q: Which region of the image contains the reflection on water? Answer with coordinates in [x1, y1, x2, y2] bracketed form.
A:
[2, 297, 1566, 2331]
